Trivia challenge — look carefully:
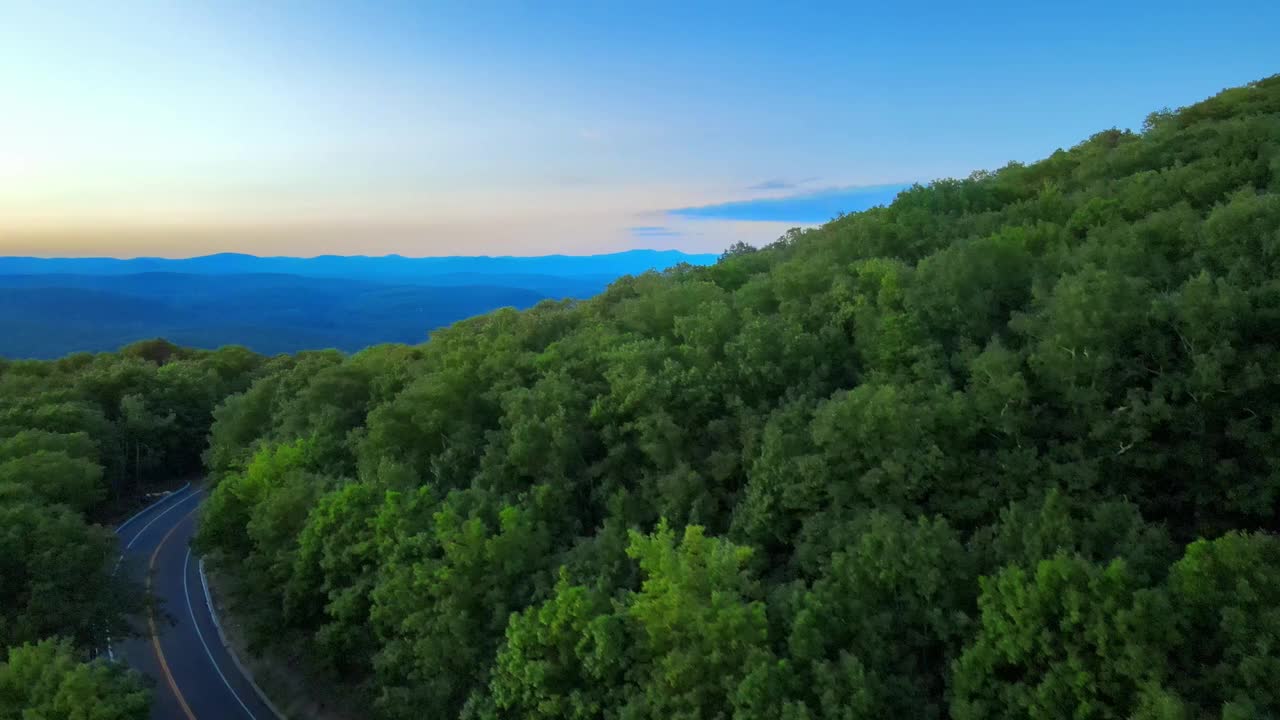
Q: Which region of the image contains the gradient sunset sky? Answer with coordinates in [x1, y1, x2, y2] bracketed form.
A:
[2, 1, 1278, 258]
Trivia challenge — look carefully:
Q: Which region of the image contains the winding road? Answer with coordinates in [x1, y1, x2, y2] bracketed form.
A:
[112, 484, 280, 720]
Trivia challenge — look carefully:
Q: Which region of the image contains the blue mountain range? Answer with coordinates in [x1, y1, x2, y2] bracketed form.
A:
[0, 250, 717, 358]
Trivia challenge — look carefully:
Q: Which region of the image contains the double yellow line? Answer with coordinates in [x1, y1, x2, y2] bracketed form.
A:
[147, 507, 200, 720]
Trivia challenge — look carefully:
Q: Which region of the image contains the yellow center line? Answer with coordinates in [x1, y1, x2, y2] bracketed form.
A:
[148, 506, 201, 720]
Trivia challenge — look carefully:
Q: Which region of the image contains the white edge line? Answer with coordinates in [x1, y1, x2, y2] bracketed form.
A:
[115, 482, 192, 534]
[185, 548, 261, 720]
[124, 488, 202, 550]
[105, 483, 196, 661]
[197, 556, 287, 720]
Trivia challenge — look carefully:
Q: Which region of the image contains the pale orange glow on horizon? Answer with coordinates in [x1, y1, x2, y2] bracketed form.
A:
[0, 216, 803, 259]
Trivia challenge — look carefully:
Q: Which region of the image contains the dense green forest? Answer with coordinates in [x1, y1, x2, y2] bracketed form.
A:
[189, 75, 1280, 720]
[0, 340, 266, 717]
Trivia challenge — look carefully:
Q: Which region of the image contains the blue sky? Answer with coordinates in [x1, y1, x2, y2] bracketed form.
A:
[1, 0, 1277, 257]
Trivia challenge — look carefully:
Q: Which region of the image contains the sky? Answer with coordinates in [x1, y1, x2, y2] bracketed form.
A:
[1, 1, 1278, 258]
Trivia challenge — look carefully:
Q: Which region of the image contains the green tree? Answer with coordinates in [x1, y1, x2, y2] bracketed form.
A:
[785, 512, 975, 720]
[0, 452, 103, 513]
[0, 638, 150, 720]
[1159, 532, 1280, 717]
[0, 498, 140, 650]
[370, 492, 553, 719]
[285, 481, 383, 674]
[486, 573, 627, 720]
[950, 553, 1166, 720]
[621, 522, 770, 720]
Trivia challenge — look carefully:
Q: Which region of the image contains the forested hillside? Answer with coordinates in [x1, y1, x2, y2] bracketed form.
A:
[0, 341, 267, 717]
[192, 76, 1280, 719]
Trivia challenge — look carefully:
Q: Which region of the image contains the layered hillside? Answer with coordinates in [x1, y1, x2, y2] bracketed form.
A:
[199, 76, 1280, 720]
[0, 275, 546, 358]
[0, 251, 719, 358]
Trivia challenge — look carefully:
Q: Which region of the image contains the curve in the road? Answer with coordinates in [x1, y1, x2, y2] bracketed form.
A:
[112, 485, 281, 720]
[148, 506, 201, 720]
[182, 547, 261, 719]
[120, 486, 202, 551]
[108, 485, 200, 661]
[115, 484, 190, 535]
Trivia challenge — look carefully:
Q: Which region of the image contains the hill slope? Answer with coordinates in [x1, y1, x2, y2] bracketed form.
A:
[197, 76, 1280, 720]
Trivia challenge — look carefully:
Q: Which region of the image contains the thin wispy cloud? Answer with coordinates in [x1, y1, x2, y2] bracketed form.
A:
[669, 184, 912, 224]
[746, 177, 819, 191]
[628, 225, 683, 239]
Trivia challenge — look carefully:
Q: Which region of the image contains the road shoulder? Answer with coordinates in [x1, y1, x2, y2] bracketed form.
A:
[195, 558, 287, 720]
[200, 563, 364, 720]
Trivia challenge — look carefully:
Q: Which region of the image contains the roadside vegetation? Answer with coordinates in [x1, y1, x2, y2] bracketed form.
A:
[0, 341, 266, 717]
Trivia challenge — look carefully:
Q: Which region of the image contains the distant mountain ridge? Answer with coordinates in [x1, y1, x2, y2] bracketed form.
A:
[0, 250, 717, 280]
[0, 250, 715, 358]
[0, 274, 546, 358]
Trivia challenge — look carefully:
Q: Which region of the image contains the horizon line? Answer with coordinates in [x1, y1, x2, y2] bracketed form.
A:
[0, 248, 722, 262]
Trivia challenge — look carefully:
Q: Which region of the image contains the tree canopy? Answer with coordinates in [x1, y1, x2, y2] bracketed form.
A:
[187, 75, 1280, 719]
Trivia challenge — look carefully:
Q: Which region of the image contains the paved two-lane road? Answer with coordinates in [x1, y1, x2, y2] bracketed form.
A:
[112, 485, 279, 720]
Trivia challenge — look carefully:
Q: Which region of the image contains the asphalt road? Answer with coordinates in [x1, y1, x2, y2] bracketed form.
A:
[112, 484, 279, 720]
